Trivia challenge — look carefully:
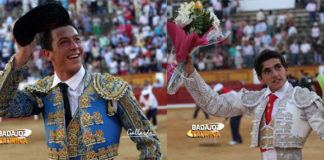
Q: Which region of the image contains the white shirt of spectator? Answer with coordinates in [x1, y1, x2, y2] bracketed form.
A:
[256, 11, 265, 22]
[142, 25, 151, 38]
[290, 43, 299, 54]
[120, 61, 128, 71]
[267, 14, 276, 26]
[212, 1, 222, 11]
[156, 48, 164, 62]
[288, 26, 298, 37]
[0, 25, 7, 38]
[153, 80, 164, 88]
[137, 57, 144, 67]
[2, 46, 10, 58]
[311, 26, 320, 38]
[300, 42, 311, 54]
[242, 44, 254, 56]
[153, 15, 160, 27]
[124, 45, 133, 56]
[129, 50, 137, 60]
[103, 50, 113, 65]
[82, 39, 91, 53]
[139, 91, 158, 111]
[274, 33, 282, 45]
[243, 24, 254, 38]
[139, 14, 149, 25]
[108, 60, 118, 75]
[276, 14, 286, 27]
[306, 2, 316, 12]
[254, 22, 267, 34]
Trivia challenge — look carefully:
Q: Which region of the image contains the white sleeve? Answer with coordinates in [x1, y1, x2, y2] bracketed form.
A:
[183, 70, 247, 117]
[306, 101, 324, 141]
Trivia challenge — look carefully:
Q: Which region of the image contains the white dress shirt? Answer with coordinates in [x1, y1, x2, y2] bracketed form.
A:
[139, 93, 158, 111]
[51, 66, 86, 117]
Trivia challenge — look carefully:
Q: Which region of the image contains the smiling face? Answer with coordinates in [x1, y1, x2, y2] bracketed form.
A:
[44, 25, 84, 80]
[258, 58, 288, 92]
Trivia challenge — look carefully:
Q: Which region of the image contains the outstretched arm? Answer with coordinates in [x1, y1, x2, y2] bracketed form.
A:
[183, 55, 247, 117]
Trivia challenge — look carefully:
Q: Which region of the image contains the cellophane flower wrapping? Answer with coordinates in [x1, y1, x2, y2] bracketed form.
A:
[167, 0, 226, 94]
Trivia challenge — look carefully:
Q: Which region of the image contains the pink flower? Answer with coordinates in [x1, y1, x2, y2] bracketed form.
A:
[167, 21, 209, 63]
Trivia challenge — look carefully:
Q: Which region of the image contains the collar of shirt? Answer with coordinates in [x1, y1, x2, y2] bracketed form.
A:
[264, 81, 290, 100]
[51, 66, 86, 91]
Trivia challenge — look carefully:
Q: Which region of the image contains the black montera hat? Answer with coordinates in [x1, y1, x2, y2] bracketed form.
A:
[13, 2, 70, 46]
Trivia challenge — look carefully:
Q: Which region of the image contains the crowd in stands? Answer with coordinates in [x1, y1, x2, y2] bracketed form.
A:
[0, 0, 323, 86]
[190, 0, 323, 72]
[0, 0, 167, 83]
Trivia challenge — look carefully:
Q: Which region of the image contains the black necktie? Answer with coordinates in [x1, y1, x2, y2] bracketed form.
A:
[58, 83, 72, 128]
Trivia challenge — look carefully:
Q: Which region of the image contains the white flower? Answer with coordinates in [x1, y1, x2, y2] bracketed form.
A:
[209, 11, 220, 30]
[174, 2, 193, 28]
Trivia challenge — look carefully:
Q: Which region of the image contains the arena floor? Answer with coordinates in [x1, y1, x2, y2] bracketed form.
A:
[0, 114, 167, 160]
[167, 108, 324, 160]
[1, 107, 324, 160]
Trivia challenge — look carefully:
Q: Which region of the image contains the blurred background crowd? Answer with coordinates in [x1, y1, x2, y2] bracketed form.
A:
[0, 0, 167, 85]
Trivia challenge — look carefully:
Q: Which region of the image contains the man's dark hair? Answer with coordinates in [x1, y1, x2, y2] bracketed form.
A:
[39, 19, 78, 50]
[254, 50, 288, 77]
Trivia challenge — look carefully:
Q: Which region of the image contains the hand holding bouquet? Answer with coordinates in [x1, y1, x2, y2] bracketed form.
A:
[167, 0, 226, 94]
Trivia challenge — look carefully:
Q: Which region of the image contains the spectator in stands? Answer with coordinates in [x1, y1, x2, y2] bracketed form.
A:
[90, 0, 98, 14]
[277, 42, 287, 60]
[108, 58, 118, 75]
[311, 22, 320, 41]
[258, 43, 266, 55]
[235, 20, 244, 43]
[254, 20, 267, 35]
[212, 0, 222, 20]
[0, 24, 6, 52]
[320, 3, 324, 25]
[311, 37, 321, 64]
[222, 0, 231, 19]
[274, 30, 282, 46]
[276, 11, 286, 30]
[0, 0, 5, 18]
[289, 39, 300, 66]
[242, 41, 254, 68]
[300, 39, 311, 65]
[235, 45, 243, 69]
[228, 43, 236, 68]
[92, 15, 101, 38]
[256, 9, 265, 22]
[197, 53, 206, 71]
[243, 21, 254, 39]
[287, 24, 298, 37]
[213, 50, 224, 69]
[267, 10, 276, 36]
[306, 0, 317, 24]
[261, 31, 272, 48]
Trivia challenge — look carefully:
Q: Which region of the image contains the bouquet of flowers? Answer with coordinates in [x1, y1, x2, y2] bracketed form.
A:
[167, 0, 227, 94]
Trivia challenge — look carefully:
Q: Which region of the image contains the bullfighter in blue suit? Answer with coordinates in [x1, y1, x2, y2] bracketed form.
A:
[0, 3, 161, 160]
